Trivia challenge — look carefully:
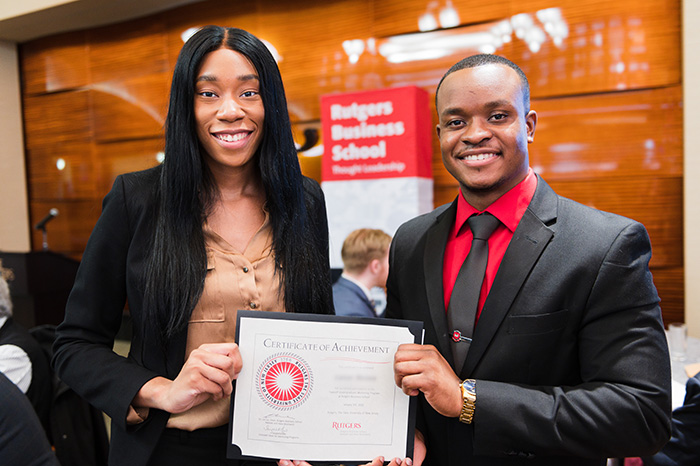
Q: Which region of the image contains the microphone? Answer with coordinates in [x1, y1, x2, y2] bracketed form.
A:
[35, 208, 59, 230]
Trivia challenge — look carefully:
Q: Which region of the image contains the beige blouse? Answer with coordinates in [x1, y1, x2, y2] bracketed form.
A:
[166, 212, 284, 430]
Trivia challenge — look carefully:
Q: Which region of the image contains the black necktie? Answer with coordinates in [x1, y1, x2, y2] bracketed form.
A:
[447, 212, 501, 371]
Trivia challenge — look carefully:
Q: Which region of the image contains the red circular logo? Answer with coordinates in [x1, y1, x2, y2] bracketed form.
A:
[257, 353, 313, 410]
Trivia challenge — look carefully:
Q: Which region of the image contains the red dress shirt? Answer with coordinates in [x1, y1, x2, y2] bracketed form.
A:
[443, 168, 538, 322]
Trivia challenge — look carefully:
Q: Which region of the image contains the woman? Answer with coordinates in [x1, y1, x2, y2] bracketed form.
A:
[52, 26, 333, 466]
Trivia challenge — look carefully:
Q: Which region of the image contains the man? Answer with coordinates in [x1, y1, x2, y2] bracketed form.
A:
[0, 261, 52, 433]
[0, 371, 59, 466]
[387, 54, 671, 465]
[333, 228, 392, 318]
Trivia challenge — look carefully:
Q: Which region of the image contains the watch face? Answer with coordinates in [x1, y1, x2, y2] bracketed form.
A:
[462, 379, 476, 392]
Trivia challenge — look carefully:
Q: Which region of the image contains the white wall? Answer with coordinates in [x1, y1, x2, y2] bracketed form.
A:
[0, 40, 31, 252]
[684, 0, 700, 337]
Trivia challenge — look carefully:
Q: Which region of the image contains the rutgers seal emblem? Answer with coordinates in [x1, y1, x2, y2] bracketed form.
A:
[256, 353, 313, 410]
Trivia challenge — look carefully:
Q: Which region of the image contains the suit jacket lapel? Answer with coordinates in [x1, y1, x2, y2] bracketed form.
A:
[423, 200, 457, 365]
[344, 278, 375, 313]
[462, 176, 558, 375]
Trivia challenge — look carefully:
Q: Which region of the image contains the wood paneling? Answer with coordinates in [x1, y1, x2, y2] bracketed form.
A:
[372, 0, 506, 38]
[88, 18, 169, 84]
[92, 73, 169, 142]
[652, 267, 685, 325]
[17, 0, 684, 321]
[23, 90, 92, 149]
[20, 30, 89, 95]
[25, 142, 98, 200]
[531, 86, 683, 181]
[94, 139, 163, 195]
[511, 1, 681, 97]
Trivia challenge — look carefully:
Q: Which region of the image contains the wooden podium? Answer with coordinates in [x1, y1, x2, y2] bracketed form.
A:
[0, 251, 79, 328]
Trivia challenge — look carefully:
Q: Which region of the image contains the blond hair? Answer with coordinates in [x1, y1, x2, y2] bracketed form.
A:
[341, 229, 392, 274]
[0, 260, 14, 318]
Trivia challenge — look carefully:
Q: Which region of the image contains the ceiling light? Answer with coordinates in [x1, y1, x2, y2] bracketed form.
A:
[418, 12, 438, 32]
[439, 0, 460, 28]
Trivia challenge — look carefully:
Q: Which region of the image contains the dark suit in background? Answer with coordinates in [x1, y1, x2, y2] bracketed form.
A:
[387, 175, 671, 465]
[0, 371, 59, 466]
[643, 372, 700, 466]
[0, 316, 52, 432]
[333, 276, 377, 318]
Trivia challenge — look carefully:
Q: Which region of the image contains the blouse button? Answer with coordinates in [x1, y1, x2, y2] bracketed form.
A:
[250, 302, 257, 309]
[243, 266, 249, 273]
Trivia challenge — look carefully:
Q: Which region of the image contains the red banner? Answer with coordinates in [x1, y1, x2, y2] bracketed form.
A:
[321, 86, 433, 181]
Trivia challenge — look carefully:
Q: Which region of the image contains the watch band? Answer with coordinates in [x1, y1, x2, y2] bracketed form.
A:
[459, 378, 476, 424]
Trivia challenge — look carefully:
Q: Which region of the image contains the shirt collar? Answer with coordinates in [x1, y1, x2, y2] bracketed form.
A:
[340, 273, 374, 302]
[454, 168, 538, 235]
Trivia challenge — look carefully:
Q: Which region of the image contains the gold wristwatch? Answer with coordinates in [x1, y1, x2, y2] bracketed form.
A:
[459, 379, 476, 424]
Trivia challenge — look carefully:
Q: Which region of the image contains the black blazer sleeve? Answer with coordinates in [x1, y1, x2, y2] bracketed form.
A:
[52, 171, 160, 432]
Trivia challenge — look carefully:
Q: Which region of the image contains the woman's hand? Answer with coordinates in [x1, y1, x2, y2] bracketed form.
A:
[133, 342, 242, 413]
[361, 457, 413, 466]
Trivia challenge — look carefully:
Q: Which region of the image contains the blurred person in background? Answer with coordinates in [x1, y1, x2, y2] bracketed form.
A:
[333, 228, 392, 318]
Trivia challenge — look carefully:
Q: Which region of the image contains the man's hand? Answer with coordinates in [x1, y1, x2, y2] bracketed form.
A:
[394, 343, 462, 418]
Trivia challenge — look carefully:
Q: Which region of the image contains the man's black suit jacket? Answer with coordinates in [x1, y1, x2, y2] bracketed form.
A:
[52, 166, 331, 466]
[386, 175, 671, 465]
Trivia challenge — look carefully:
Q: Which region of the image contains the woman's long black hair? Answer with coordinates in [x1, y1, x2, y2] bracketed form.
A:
[143, 26, 332, 344]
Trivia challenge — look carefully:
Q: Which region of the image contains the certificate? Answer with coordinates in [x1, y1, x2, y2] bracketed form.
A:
[228, 311, 423, 463]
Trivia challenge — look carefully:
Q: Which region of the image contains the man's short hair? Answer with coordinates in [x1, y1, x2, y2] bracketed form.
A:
[0, 261, 14, 318]
[435, 54, 531, 112]
[341, 229, 392, 274]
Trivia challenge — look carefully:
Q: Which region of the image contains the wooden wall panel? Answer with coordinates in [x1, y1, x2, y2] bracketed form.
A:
[372, 0, 508, 38]
[653, 267, 685, 325]
[94, 140, 163, 195]
[531, 86, 683, 181]
[91, 73, 169, 142]
[23, 91, 92, 149]
[88, 18, 169, 84]
[511, 0, 681, 98]
[20, 30, 89, 95]
[25, 142, 98, 200]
